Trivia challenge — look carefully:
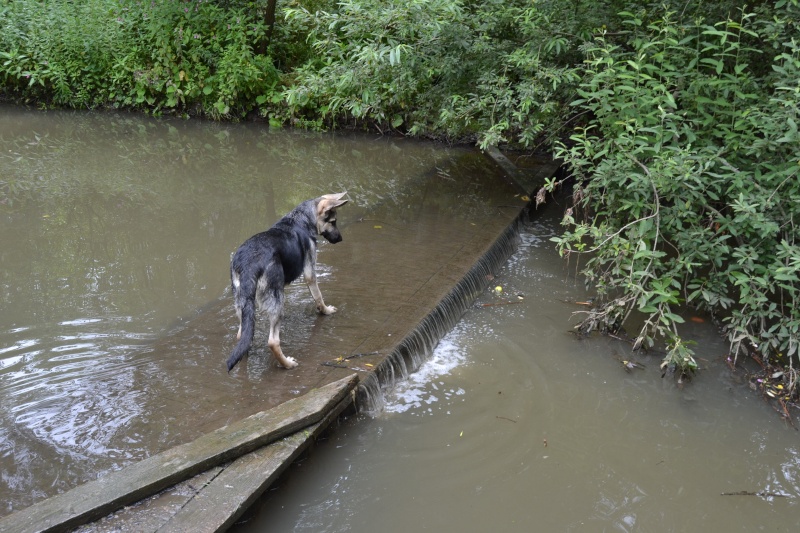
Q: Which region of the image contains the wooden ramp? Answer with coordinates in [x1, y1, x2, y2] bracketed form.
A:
[0, 375, 358, 533]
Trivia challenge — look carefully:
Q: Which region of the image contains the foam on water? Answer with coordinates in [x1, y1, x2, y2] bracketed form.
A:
[382, 321, 492, 414]
[379, 223, 550, 416]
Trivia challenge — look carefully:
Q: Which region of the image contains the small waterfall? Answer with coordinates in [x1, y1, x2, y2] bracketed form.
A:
[356, 211, 529, 413]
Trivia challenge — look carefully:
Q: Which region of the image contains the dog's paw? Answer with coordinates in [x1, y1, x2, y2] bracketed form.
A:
[319, 304, 337, 315]
[280, 356, 299, 369]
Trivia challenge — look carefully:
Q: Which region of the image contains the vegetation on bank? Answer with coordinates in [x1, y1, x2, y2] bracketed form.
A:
[2, 0, 799, 410]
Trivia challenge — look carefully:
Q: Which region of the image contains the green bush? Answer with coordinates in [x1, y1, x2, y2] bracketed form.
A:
[0, 0, 280, 117]
[280, 0, 470, 132]
[0, 0, 131, 106]
[279, 0, 587, 142]
[124, 0, 281, 117]
[547, 3, 800, 380]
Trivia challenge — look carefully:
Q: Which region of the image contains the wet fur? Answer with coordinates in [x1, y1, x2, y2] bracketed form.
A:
[227, 193, 348, 372]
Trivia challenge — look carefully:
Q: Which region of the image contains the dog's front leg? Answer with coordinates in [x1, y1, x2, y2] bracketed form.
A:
[304, 247, 337, 315]
[306, 271, 336, 315]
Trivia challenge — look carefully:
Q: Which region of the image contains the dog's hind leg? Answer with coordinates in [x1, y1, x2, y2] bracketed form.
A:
[264, 292, 298, 369]
[226, 271, 257, 372]
[267, 313, 298, 369]
[303, 247, 337, 315]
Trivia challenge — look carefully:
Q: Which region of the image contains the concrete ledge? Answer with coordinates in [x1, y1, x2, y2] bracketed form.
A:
[156, 393, 353, 533]
[0, 375, 358, 533]
[355, 151, 558, 411]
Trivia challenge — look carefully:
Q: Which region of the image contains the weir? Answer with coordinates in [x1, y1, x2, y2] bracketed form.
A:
[356, 213, 523, 412]
[0, 149, 558, 533]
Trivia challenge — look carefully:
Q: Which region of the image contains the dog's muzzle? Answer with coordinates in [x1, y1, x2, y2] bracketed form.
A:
[322, 230, 342, 244]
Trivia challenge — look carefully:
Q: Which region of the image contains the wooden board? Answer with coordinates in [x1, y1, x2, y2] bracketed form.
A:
[157, 394, 353, 533]
[484, 146, 557, 196]
[0, 375, 358, 533]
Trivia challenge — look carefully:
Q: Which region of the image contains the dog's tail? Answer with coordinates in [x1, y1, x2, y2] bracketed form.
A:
[227, 297, 255, 372]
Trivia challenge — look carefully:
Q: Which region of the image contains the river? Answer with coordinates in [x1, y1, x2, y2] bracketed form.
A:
[1, 107, 797, 531]
[235, 203, 800, 531]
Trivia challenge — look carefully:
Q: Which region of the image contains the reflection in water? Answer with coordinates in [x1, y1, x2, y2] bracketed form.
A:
[0, 105, 497, 515]
[236, 211, 800, 533]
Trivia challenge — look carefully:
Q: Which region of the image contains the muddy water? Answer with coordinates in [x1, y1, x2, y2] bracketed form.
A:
[236, 205, 800, 532]
[0, 106, 508, 515]
[2, 107, 798, 532]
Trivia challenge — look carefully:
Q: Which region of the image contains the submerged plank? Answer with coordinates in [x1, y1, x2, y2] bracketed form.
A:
[0, 375, 358, 533]
[158, 394, 353, 533]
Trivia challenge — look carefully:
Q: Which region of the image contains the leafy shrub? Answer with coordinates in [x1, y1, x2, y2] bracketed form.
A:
[0, 0, 280, 117]
[0, 0, 133, 106]
[280, 0, 467, 131]
[119, 0, 279, 117]
[280, 0, 587, 142]
[547, 3, 800, 378]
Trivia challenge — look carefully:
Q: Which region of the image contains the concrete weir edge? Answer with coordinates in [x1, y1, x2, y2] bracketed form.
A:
[355, 149, 558, 412]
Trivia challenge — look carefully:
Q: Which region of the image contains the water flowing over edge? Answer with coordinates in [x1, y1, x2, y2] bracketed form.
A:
[355, 214, 525, 414]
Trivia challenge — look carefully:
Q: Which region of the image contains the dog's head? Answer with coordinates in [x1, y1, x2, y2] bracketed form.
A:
[316, 192, 348, 244]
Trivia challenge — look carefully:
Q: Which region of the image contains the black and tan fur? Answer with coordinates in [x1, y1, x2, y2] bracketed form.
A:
[226, 193, 348, 372]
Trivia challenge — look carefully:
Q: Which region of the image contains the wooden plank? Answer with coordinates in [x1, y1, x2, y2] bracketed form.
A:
[158, 394, 353, 533]
[484, 146, 558, 196]
[0, 375, 358, 533]
[73, 467, 227, 533]
[484, 146, 528, 195]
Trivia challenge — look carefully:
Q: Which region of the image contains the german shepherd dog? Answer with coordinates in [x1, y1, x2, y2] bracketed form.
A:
[226, 193, 348, 372]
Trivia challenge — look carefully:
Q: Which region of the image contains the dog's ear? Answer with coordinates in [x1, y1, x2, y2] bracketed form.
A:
[318, 192, 349, 215]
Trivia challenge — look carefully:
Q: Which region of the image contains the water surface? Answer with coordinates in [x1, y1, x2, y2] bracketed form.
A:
[2, 107, 797, 532]
[0, 106, 502, 514]
[237, 203, 800, 532]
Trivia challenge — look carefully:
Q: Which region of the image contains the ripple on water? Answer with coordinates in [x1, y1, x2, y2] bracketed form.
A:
[0, 317, 156, 461]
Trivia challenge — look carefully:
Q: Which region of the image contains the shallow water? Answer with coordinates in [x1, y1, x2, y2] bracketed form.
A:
[236, 204, 800, 532]
[0, 106, 505, 515]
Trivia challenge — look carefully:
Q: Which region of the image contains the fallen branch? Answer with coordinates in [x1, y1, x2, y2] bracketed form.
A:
[479, 300, 523, 308]
[320, 351, 381, 371]
[721, 491, 789, 498]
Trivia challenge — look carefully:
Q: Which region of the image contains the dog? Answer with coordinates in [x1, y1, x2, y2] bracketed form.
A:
[226, 192, 348, 372]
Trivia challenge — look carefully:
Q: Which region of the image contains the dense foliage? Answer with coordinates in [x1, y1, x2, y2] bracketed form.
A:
[548, 3, 800, 389]
[0, 0, 279, 117]
[2, 0, 799, 403]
